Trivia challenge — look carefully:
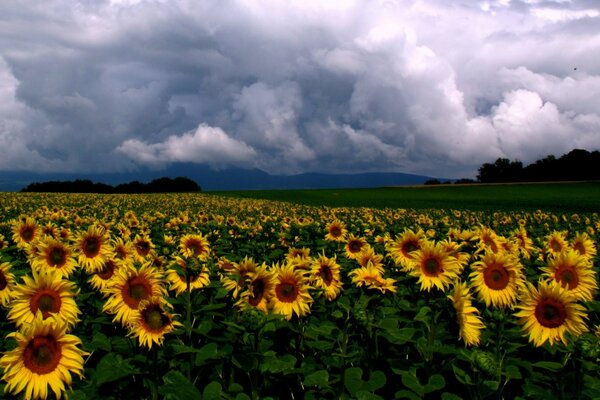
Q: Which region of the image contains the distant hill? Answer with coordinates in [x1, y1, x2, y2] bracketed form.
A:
[0, 163, 440, 192]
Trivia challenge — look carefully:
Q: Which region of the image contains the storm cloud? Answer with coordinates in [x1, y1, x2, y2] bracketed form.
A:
[1, 0, 599, 178]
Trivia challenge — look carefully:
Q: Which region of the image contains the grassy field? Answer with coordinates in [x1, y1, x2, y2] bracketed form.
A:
[210, 181, 600, 212]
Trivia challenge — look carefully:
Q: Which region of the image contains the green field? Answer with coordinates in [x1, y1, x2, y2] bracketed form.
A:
[211, 181, 600, 212]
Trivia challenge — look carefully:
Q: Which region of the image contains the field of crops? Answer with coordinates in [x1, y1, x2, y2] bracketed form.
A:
[0, 191, 599, 399]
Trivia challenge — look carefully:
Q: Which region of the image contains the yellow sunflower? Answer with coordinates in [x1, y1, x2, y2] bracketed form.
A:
[324, 220, 347, 242]
[544, 231, 569, 258]
[128, 297, 182, 349]
[102, 263, 167, 327]
[88, 258, 120, 292]
[385, 228, 425, 271]
[408, 241, 461, 292]
[111, 237, 135, 267]
[0, 262, 16, 307]
[220, 256, 258, 298]
[310, 253, 342, 301]
[515, 280, 588, 347]
[540, 250, 597, 302]
[7, 269, 80, 329]
[349, 261, 397, 294]
[345, 234, 368, 260]
[30, 237, 78, 278]
[355, 245, 384, 271]
[74, 225, 111, 273]
[270, 262, 313, 320]
[286, 247, 311, 262]
[571, 232, 597, 261]
[511, 227, 536, 260]
[11, 217, 40, 250]
[132, 234, 155, 262]
[448, 281, 485, 347]
[165, 256, 210, 297]
[235, 263, 276, 313]
[0, 315, 87, 400]
[178, 233, 210, 261]
[469, 251, 525, 309]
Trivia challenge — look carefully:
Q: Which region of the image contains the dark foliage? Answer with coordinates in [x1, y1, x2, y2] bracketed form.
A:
[477, 149, 600, 183]
[21, 176, 201, 193]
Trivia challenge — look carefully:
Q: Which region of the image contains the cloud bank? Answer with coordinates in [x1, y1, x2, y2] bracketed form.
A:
[1, 0, 599, 178]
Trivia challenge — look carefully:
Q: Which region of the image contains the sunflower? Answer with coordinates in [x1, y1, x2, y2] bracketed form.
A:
[448, 281, 485, 346]
[132, 234, 155, 262]
[235, 263, 276, 313]
[30, 237, 78, 278]
[0, 315, 87, 400]
[165, 256, 210, 297]
[345, 234, 368, 260]
[473, 226, 502, 254]
[355, 245, 384, 271]
[88, 258, 120, 292]
[74, 225, 111, 273]
[7, 269, 80, 329]
[385, 228, 425, 271]
[325, 220, 347, 242]
[40, 222, 59, 239]
[408, 241, 461, 292]
[349, 262, 397, 294]
[544, 231, 568, 258]
[515, 280, 588, 347]
[128, 297, 182, 349]
[286, 247, 311, 262]
[178, 233, 210, 261]
[469, 251, 525, 309]
[220, 256, 258, 298]
[11, 217, 40, 250]
[0, 262, 16, 307]
[511, 227, 535, 260]
[270, 262, 313, 320]
[571, 232, 597, 261]
[102, 263, 167, 327]
[310, 253, 342, 301]
[111, 237, 135, 266]
[540, 250, 597, 302]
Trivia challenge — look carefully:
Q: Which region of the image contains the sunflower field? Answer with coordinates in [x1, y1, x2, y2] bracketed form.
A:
[0, 192, 599, 400]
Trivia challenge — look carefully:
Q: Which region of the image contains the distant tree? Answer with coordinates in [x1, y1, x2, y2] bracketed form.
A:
[424, 179, 441, 185]
[21, 177, 202, 193]
[454, 178, 476, 184]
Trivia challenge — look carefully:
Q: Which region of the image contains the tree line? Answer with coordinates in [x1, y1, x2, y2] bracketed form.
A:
[21, 176, 202, 193]
[476, 149, 600, 183]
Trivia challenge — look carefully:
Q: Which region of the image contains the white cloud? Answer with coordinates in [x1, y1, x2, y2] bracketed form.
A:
[117, 124, 257, 168]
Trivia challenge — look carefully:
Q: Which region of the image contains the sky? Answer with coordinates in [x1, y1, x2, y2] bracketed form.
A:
[1, 0, 599, 179]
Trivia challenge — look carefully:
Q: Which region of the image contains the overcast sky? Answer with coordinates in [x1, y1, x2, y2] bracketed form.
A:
[1, 0, 599, 179]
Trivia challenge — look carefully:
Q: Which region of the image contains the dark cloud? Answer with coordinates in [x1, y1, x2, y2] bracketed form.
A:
[0, 0, 599, 179]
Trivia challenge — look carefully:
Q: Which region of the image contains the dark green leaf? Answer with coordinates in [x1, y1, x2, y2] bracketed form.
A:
[159, 371, 202, 400]
[304, 370, 329, 388]
[94, 353, 139, 385]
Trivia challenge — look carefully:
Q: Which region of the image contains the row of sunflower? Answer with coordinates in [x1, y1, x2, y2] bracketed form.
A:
[0, 192, 598, 399]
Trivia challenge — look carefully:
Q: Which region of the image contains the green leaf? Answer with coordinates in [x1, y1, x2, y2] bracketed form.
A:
[203, 381, 224, 400]
[363, 370, 386, 392]
[394, 390, 421, 400]
[344, 367, 364, 396]
[195, 342, 221, 365]
[159, 371, 202, 400]
[401, 371, 424, 396]
[414, 306, 432, 323]
[304, 370, 330, 388]
[451, 365, 473, 385]
[356, 391, 384, 400]
[441, 392, 464, 400]
[504, 365, 522, 380]
[423, 374, 445, 393]
[88, 331, 111, 352]
[93, 353, 139, 385]
[531, 361, 563, 371]
[260, 354, 296, 374]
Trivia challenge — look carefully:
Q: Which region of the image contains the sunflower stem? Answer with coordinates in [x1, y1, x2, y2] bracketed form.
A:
[151, 346, 158, 400]
[185, 268, 193, 381]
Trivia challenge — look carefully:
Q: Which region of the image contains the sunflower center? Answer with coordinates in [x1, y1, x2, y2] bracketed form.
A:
[143, 307, 167, 331]
[550, 239, 563, 252]
[248, 279, 265, 306]
[483, 265, 510, 290]
[402, 241, 419, 257]
[573, 242, 586, 255]
[422, 258, 442, 276]
[186, 240, 202, 256]
[320, 265, 334, 286]
[30, 290, 62, 319]
[329, 226, 342, 237]
[535, 298, 567, 328]
[97, 260, 116, 280]
[49, 247, 67, 267]
[23, 335, 62, 374]
[20, 227, 35, 242]
[555, 266, 579, 290]
[275, 281, 299, 302]
[0, 272, 7, 290]
[83, 237, 101, 258]
[122, 277, 152, 309]
[136, 241, 151, 256]
[348, 241, 362, 253]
